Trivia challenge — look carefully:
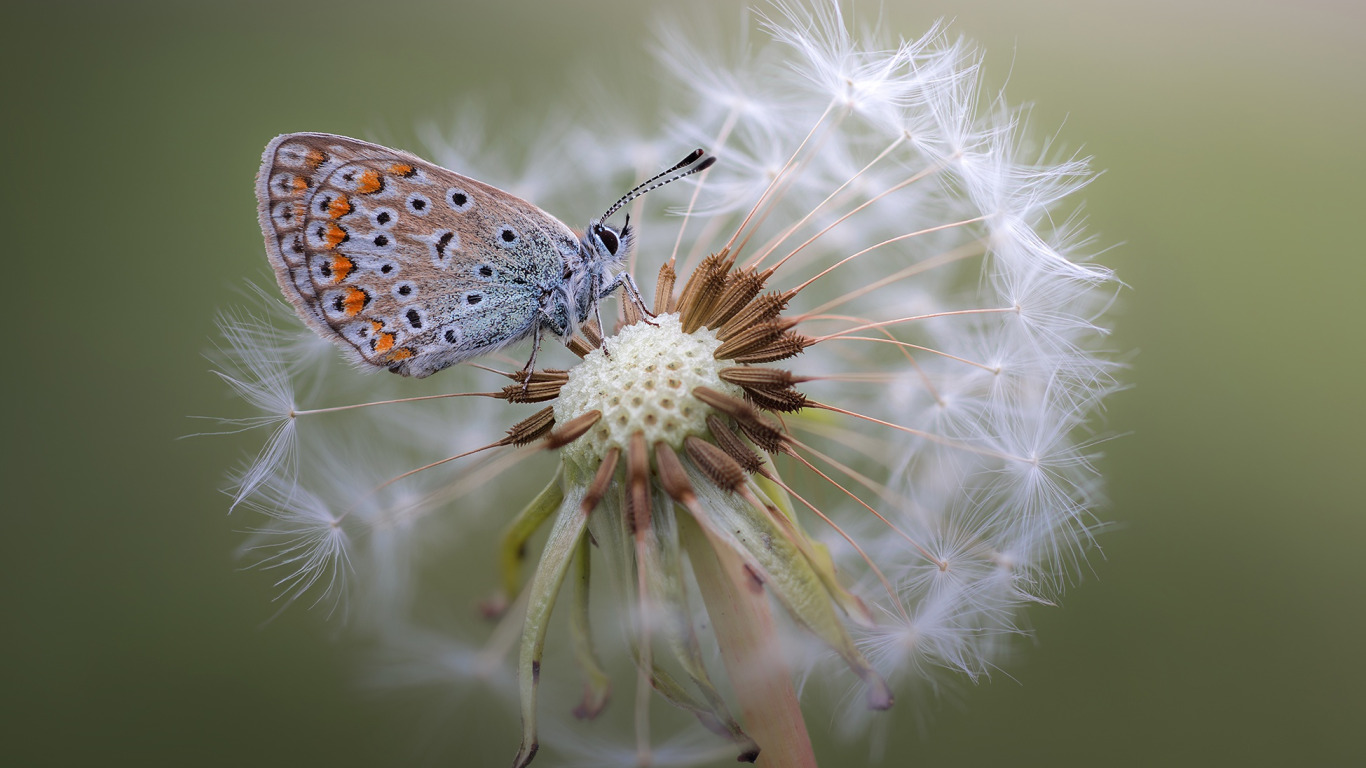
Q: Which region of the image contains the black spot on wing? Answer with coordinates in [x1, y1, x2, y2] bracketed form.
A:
[446, 187, 471, 211]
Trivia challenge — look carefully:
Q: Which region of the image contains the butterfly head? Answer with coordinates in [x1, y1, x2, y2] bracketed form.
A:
[581, 215, 633, 269]
[579, 148, 714, 271]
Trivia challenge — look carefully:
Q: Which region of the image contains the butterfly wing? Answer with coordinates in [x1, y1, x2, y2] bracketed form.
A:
[256, 132, 582, 377]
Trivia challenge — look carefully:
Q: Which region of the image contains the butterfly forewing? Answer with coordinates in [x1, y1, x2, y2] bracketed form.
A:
[256, 133, 581, 377]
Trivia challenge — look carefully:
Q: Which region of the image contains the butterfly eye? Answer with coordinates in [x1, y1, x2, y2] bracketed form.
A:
[596, 226, 619, 255]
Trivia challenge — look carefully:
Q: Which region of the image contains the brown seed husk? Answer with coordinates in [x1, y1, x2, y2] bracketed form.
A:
[714, 318, 798, 360]
[684, 436, 748, 492]
[543, 410, 602, 449]
[703, 266, 770, 330]
[741, 386, 811, 413]
[678, 252, 732, 333]
[505, 407, 556, 446]
[716, 292, 791, 341]
[693, 387, 786, 453]
[729, 332, 812, 364]
[706, 415, 765, 472]
[654, 260, 677, 316]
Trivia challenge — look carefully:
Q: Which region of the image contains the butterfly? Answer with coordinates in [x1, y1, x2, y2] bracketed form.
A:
[255, 133, 712, 379]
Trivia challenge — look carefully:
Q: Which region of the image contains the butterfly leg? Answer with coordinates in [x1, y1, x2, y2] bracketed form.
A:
[599, 272, 657, 325]
[588, 272, 608, 348]
[519, 321, 544, 394]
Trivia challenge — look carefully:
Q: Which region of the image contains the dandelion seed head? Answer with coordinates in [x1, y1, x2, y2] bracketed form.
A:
[554, 315, 741, 470]
[215, 1, 1120, 762]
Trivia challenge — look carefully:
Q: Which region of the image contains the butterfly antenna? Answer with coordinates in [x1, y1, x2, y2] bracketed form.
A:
[599, 149, 717, 222]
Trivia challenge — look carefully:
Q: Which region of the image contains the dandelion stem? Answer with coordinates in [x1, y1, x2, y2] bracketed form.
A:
[680, 513, 816, 768]
[628, 433, 655, 766]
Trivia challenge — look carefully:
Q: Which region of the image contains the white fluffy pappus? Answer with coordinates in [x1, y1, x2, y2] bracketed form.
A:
[212, 1, 1120, 764]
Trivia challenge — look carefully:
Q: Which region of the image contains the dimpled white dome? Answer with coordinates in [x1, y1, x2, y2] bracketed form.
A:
[554, 314, 742, 470]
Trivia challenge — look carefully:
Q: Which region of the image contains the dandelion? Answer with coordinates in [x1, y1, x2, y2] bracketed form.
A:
[215, 2, 1118, 765]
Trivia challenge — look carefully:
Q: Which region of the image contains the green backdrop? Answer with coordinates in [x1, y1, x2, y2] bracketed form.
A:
[4, 0, 1363, 765]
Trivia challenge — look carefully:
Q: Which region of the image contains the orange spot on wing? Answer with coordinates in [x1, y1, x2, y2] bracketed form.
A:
[305, 149, 328, 169]
[356, 170, 383, 194]
[369, 320, 384, 333]
[325, 224, 348, 249]
[290, 176, 309, 192]
[342, 287, 367, 317]
[330, 255, 354, 283]
[327, 194, 352, 219]
[387, 347, 414, 361]
[389, 163, 416, 177]
[374, 332, 396, 353]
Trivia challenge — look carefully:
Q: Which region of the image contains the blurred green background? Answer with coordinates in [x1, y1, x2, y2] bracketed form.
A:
[4, 0, 1363, 765]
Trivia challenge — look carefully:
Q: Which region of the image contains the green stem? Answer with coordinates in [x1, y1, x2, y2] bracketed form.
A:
[680, 513, 817, 768]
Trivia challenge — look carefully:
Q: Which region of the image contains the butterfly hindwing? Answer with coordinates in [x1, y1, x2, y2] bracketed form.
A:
[256, 133, 582, 377]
